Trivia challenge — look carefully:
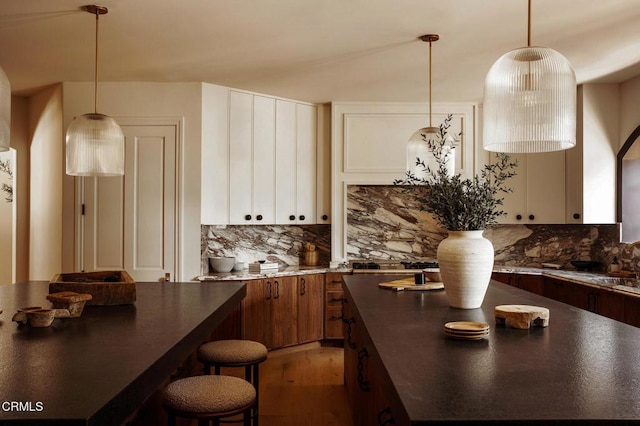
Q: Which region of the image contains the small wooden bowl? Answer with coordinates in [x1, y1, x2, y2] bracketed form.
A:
[26, 309, 55, 328]
[46, 291, 92, 318]
[12, 306, 43, 325]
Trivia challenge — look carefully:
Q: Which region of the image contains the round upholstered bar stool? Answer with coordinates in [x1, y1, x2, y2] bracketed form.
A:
[197, 340, 268, 425]
[162, 375, 256, 426]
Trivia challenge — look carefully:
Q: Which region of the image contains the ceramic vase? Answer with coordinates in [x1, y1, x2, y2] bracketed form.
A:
[436, 230, 494, 309]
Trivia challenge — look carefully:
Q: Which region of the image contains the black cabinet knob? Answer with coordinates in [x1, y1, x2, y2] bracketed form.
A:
[289, 215, 295, 221]
[245, 214, 252, 220]
[299, 215, 305, 221]
[573, 213, 581, 219]
[516, 214, 522, 220]
[256, 214, 263, 221]
[528, 214, 535, 220]
[322, 214, 328, 220]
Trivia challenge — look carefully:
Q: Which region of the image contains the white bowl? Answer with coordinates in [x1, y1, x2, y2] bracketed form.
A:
[209, 257, 236, 273]
[233, 262, 246, 271]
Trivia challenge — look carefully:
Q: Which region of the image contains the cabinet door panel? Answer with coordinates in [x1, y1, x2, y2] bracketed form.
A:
[496, 153, 526, 224]
[325, 307, 344, 339]
[624, 296, 640, 327]
[271, 276, 298, 348]
[296, 103, 317, 223]
[517, 274, 544, 295]
[297, 274, 324, 343]
[527, 152, 565, 223]
[229, 91, 254, 224]
[496, 152, 565, 224]
[253, 95, 276, 224]
[275, 100, 297, 224]
[242, 280, 272, 347]
[596, 290, 625, 322]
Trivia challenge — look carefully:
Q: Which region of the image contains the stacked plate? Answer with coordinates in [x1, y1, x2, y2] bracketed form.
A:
[444, 321, 490, 340]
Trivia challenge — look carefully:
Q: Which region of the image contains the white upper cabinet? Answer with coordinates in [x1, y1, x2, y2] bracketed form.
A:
[294, 103, 317, 224]
[275, 100, 297, 224]
[316, 104, 331, 223]
[496, 152, 566, 224]
[565, 84, 618, 224]
[201, 87, 318, 225]
[228, 91, 276, 224]
[275, 100, 318, 224]
[201, 84, 230, 225]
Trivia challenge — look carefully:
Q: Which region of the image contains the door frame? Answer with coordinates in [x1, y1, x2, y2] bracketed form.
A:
[74, 116, 183, 280]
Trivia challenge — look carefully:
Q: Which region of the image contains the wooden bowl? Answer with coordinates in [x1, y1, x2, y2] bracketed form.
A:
[46, 291, 93, 317]
[26, 309, 55, 327]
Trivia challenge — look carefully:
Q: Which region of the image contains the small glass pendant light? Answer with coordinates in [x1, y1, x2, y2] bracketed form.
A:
[483, 0, 576, 153]
[66, 5, 124, 176]
[407, 34, 441, 179]
[0, 65, 10, 152]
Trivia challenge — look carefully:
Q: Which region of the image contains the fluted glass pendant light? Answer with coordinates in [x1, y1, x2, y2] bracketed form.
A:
[0, 65, 10, 152]
[407, 34, 454, 179]
[66, 5, 124, 176]
[483, 0, 576, 153]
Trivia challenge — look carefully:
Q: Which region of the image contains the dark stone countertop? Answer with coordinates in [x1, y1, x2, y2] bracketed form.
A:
[0, 280, 246, 425]
[343, 274, 640, 424]
[493, 265, 640, 297]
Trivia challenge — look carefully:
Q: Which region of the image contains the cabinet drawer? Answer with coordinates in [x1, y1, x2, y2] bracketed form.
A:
[325, 273, 346, 291]
[325, 290, 344, 307]
[325, 307, 344, 339]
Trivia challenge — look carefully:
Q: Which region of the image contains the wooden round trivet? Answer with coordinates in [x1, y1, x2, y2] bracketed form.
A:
[494, 305, 550, 329]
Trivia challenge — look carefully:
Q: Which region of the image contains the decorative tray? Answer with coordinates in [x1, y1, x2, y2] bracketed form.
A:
[49, 270, 136, 306]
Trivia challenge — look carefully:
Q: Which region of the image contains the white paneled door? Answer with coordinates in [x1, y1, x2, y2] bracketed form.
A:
[81, 124, 177, 282]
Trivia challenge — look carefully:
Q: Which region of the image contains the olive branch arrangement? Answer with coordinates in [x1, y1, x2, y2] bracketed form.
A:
[394, 114, 517, 231]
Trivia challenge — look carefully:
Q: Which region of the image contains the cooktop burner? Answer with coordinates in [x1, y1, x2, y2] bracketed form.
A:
[352, 262, 381, 270]
[350, 260, 438, 270]
[400, 261, 439, 269]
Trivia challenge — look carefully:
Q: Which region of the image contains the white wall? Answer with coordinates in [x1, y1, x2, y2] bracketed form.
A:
[11, 95, 29, 283]
[62, 82, 203, 281]
[0, 149, 14, 284]
[29, 85, 63, 280]
[620, 75, 640, 145]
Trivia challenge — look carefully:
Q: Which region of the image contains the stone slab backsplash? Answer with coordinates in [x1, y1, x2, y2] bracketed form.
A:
[201, 224, 331, 274]
[200, 186, 640, 275]
[347, 185, 631, 271]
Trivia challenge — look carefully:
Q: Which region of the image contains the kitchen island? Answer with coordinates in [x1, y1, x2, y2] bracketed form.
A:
[343, 274, 640, 425]
[0, 280, 246, 425]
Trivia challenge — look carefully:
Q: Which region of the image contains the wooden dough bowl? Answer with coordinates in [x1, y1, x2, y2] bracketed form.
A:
[494, 305, 550, 329]
[49, 271, 136, 306]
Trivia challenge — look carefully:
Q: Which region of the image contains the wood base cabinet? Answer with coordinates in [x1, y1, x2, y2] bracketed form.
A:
[242, 278, 297, 349]
[492, 272, 543, 295]
[297, 274, 324, 344]
[343, 294, 395, 426]
[242, 274, 325, 350]
[324, 272, 347, 339]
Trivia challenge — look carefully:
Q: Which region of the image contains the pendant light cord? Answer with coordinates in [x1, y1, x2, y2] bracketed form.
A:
[428, 38, 432, 128]
[94, 8, 99, 114]
[527, 0, 532, 47]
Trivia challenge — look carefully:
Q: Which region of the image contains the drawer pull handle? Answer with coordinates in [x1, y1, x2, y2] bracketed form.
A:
[377, 407, 395, 425]
[345, 317, 356, 349]
[357, 348, 371, 392]
[328, 315, 343, 321]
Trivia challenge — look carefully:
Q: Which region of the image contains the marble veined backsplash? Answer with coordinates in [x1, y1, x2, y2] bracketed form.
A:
[347, 185, 624, 270]
[201, 224, 331, 274]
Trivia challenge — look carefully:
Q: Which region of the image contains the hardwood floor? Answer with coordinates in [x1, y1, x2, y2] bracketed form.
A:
[257, 343, 352, 426]
[136, 342, 352, 426]
[214, 342, 352, 426]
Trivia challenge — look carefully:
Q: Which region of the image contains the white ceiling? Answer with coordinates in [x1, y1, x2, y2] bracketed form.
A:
[1, 0, 640, 103]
